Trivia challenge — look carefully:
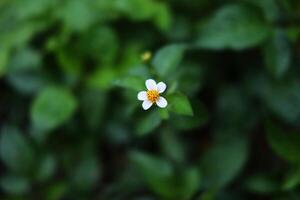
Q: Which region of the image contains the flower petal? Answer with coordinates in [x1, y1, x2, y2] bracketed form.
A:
[157, 82, 167, 93]
[137, 91, 147, 101]
[142, 100, 153, 110]
[145, 79, 157, 90]
[156, 96, 168, 108]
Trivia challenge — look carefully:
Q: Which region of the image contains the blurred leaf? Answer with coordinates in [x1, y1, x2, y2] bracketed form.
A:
[261, 80, 300, 125]
[31, 86, 77, 134]
[86, 67, 117, 90]
[114, 0, 172, 31]
[71, 155, 101, 190]
[114, 76, 144, 91]
[168, 92, 193, 116]
[196, 4, 270, 49]
[243, 0, 280, 22]
[244, 173, 280, 194]
[200, 136, 248, 189]
[0, 175, 30, 195]
[0, 48, 9, 76]
[35, 154, 56, 182]
[266, 122, 300, 162]
[152, 44, 185, 77]
[0, 126, 35, 175]
[130, 151, 174, 197]
[283, 167, 300, 191]
[80, 26, 119, 65]
[6, 47, 45, 94]
[136, 110, 162, 136]
[57, 0, 96, 31]
[13, 0, 57, 20]
[178, 167, 201, 199]
[172, 101, 208, 130]
[264, 29, 291, 79]
[81, 90, 107, 131]
[46, 182, 68, 200]
[130, 151, 200, 199]
[160, 129, 185, 163]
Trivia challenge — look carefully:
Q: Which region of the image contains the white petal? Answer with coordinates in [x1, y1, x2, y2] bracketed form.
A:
[157, 82, 167, 93]
[156, 97, 168, 108]
[137, 91, 147, 101]
[145, 79, 157, 90]
[142, 100, 153, 110]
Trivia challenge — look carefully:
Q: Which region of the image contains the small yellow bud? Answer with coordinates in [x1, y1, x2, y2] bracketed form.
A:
[141, 51, 152, 62]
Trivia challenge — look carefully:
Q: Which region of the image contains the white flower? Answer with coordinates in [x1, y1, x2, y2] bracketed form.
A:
[137, 79, 168, 110]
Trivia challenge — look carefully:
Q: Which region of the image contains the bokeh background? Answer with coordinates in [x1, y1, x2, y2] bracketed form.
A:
[1, 0, 300, 199]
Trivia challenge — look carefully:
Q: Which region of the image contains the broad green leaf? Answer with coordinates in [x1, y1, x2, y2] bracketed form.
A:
[152, 44, 185, 77]
[0, 126, 35, 175]
[31, 87, 77, 133]
[196, 4, 271, 49]
[264, 29, 291, 79]
[168, 92, 193, 116]
[200, 136, 248, 189]
[136, 110, 162, 136]
[0, 175, 30, 195]
[266, 122, 300, 162]
[178, 167, 201, 200]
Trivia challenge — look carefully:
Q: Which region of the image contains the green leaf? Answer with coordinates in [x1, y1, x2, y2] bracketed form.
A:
[264, 29, 291, 79]
[129, 151, 174, 198]
[136, 110, 162, 136]
[0, 48, 9, 76]
[244, 173, 280, 194]
[0, 175, 30, 195]
[86, 67, 117, 90]
[130, 151, 200, 199]
[152, 44, 185, 77]
[0, 126, 35, 175]
[168, 92, 193, 116]
[71, 156, 101, 190]
[266, 122, 300, 162]
[31, 87, 77, 134]
[178, 167, 201, 200]
[35, 154, 56, 182]
[196, 4, 271, 49]
[6, 48, 45, 94]
[283, 167, 300, 191]
[200, 136, 248, 189]
[114, 76, 144, 91]
[56, 0, 96, 31]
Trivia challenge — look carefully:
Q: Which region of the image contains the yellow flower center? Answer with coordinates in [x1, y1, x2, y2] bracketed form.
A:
[147, 90, 159, 103]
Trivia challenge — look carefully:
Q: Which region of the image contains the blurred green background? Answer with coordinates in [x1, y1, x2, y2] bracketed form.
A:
[1, 0, 300, 199]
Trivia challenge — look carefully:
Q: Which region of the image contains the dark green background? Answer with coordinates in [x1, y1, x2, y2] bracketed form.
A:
[0, 0, 300, 199]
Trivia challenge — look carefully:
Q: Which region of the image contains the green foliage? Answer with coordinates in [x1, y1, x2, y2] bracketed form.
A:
[31, 87, 77, 134]
[196, 4, 271, 49]
[0, 0, 300, 199]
